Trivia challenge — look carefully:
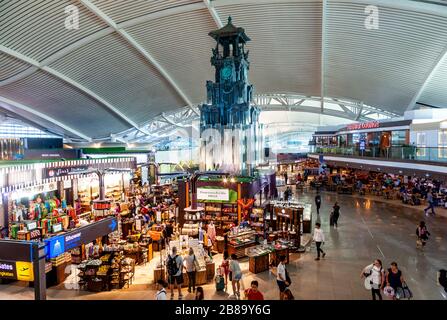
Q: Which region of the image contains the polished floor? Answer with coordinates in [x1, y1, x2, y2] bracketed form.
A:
[1, 188, 446, 300]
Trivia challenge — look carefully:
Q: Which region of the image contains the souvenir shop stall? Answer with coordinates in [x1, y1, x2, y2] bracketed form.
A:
[152, 237, 215, 286]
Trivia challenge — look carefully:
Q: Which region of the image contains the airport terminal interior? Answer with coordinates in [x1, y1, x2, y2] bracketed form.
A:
[1, 0, 447, 301]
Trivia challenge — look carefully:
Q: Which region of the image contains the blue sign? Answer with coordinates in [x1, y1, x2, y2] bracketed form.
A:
[108, 219, 117, 231]
[360, 139, 366, 151]
[45, 236, 65, 259]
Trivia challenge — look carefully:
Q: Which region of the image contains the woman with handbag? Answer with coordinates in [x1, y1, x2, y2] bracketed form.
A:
[361, 259, 385, 300]
[416, 221, 430, 248]
[184, 247, 200, 293]
[386, 262, 405, 300]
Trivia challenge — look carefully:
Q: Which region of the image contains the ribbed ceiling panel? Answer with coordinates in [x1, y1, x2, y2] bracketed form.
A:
[419, 56, 447, 108]
[0, 70, 130, 138]
[325, 1, 447, 114]
[125, 8, 217, 105]
[0, 53, 32, 81]
[0, 0, 108, 61]
[49, 32, 184, 124]
[216, 1, 322, 96]
[92, 0, 202, 24]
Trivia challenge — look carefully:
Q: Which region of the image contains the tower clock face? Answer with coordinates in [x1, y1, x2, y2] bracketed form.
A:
[221, 66, 232, 80]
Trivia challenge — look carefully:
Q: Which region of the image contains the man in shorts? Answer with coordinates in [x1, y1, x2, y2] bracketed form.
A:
[166, 246, 184, 300]
[276, 255, 289, 300]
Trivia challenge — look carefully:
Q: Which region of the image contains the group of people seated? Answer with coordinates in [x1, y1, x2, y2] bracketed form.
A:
[298, 170, 446, 207]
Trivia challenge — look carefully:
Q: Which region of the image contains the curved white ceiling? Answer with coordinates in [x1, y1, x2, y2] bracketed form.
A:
[1, 0, 447, 141]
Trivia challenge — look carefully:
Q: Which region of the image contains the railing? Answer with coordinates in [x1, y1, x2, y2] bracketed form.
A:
[313, 146, 447, 164]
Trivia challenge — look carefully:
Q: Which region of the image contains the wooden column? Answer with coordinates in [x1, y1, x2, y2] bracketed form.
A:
[237, 183, 241, 224]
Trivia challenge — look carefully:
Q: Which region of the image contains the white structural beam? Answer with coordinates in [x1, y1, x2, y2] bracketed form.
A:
[406, 45, 447, 111]
[0, 96, 92, 141]
[204, 0, 224, 28]
[0, 45, 150, 136]
[320, 0, 328, 113]
[81, 0, 195, 109]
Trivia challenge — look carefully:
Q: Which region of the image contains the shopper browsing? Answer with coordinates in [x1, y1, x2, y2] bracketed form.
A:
[155, 279, 168, 300]
[244, 280, 264, 300]
[276, 255, 289, 300]
[229, 254, 242, 299]
[361, 259, 385, 300]
[184, 247, 199, 293]
[313, 223, 326, 261]
[166, 246, 184, 300]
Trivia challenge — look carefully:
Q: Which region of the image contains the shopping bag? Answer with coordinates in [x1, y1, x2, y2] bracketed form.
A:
[402, 284, 413, 299]
[383, 286, 395, 297]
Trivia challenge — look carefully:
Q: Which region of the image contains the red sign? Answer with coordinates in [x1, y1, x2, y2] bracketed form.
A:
[346, 121, 380, 131]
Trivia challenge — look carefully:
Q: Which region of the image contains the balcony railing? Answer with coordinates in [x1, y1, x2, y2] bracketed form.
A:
[313, 146, 447, 164]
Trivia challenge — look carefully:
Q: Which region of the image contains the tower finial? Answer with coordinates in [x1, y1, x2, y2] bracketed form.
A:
[228, 16, 232, 24]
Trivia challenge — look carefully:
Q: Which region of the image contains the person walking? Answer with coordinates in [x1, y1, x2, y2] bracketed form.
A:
[332, 202, 341, 228]
[244, 280, 264, 300]
[276, 255, 289, 300]
[361, 259, 385, 300]
[416, 221, 430, 248]
[313, 222, 326, 261]
[155, 279, 168, 300]
[315, 193, 322, 214]
[184, 247, 199, 293]
[386, 262, 405, 300]
[229, 254, 242, 299]
[220, 251, 230, 291]
[284, 171, 288, 185]
[166, 246, 184, 300]
[424, 189, 436, 216]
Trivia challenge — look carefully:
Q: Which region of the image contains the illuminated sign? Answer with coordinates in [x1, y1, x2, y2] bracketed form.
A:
[0, 260, 33, 281]
[197, 188, 229, 201]
[346, 121, 380, 131]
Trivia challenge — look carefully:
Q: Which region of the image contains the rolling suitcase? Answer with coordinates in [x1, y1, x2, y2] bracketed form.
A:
[215, 275, 225, 291]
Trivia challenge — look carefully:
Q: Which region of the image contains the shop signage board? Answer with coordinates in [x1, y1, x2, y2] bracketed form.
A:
[346, 121, 380, 131]
[360, 139, 366, 151]
[0, 240, 35, 262]
[43, 165, 89, 178]
[197, 188, 229, 201]
[45, 217, 118, 258]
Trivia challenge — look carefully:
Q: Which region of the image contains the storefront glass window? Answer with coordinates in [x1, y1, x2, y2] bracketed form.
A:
[416, 132, 426, 157]
[391, 130, 407, 146]
[438, 130, 447, 158]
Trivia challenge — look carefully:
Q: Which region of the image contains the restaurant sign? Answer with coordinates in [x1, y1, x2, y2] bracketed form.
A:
[346, 121, 380, 131]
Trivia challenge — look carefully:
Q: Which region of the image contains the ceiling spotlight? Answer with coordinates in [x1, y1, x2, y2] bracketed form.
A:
[230, 177, 236, 183]
[223, 177, 228, 183]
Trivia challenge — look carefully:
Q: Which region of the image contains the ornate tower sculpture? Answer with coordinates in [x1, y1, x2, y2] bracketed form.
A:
[199, 17, 263, 175]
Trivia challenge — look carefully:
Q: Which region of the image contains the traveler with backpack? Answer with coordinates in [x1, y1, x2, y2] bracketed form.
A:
[166, 246, 184, 300]
[361, 259, 385, 300]
[416, 221, 430, 248]
[184, 247, 200, 293]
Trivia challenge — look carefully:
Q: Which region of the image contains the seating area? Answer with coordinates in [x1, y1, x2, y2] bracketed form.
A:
[295, 169, 446, 209]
